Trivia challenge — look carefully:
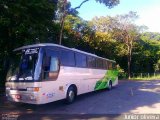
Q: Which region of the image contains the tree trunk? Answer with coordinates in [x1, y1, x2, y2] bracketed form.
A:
[59, 16, 65, 45]
[59, 0, 90, 45]
[128, 45, 132, 79]
[59, 0, 67, 45]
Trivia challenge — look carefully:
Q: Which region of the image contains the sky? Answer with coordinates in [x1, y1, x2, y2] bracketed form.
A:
[69, 0, 160, 33]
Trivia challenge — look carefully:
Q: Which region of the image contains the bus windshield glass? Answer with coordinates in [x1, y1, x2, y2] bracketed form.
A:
[7, 48, 39, 81]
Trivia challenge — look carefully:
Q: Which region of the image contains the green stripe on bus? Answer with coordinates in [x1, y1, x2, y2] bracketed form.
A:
[94, 70, 118, 90]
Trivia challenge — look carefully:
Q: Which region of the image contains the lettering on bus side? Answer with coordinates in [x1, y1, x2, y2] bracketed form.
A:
[42, 92, 55, 99]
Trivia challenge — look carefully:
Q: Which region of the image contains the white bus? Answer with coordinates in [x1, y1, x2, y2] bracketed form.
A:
[6, 43, 118, 104]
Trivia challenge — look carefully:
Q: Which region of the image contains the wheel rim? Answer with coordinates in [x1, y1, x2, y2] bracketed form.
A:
[69, 90, 75, 101]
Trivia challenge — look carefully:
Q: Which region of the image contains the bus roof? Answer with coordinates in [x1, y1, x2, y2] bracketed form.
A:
[14, 43, 116, 63]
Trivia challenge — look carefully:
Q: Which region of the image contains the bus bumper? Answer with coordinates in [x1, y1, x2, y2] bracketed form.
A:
[6, 91, 40, 104]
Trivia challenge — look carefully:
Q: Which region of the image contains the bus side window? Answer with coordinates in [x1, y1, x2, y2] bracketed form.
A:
[103, 60, 107, 69]
[87, 56, 96, 68]
[75, 53, 87, 68]
[112, 63, 116, 69]
[96, 58, 99, 69]
[108, 62, 112, 70]
[60, 50, 75, 67]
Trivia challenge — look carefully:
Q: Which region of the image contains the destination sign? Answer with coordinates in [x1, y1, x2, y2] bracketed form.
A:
[25, 48, 39, 55]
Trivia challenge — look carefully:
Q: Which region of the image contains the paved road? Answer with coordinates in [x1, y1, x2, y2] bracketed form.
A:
[0, 80, 160, 120]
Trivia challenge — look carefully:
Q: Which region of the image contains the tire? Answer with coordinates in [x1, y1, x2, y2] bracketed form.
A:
[66, 87, 76, 104]
[108, 80, 112, 90]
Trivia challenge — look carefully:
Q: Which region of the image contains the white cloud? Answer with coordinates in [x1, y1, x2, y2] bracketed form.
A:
[136, 6, 160, 33]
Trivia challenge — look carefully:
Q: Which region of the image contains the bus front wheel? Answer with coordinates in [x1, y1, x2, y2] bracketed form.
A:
[66, 87, 76, 104]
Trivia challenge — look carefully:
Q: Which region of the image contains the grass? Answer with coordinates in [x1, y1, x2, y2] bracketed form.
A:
[131, 74, 160, 80]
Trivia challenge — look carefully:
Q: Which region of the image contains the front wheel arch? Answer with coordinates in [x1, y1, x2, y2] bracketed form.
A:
[65, 85, 77, 103]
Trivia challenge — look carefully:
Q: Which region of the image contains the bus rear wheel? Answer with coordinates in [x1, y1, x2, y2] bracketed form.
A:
[66, 87, 76, 104]
[108, 81, 112, 90]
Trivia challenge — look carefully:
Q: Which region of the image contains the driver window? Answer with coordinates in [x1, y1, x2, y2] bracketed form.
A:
[43, 56, 51, 72]
[43, 49, 60, 80]
[43, 56, 59, 80]
[50, 57, 58, 72]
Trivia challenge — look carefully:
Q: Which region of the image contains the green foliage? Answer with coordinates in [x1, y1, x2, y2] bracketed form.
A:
[132, 35, 160, 73]
[0, 0, 56, 43]
[0, 0, 57, 87]
[95, 0, 120, 8]
[63, 13, 160, 78]
[141, 32, 160, 41]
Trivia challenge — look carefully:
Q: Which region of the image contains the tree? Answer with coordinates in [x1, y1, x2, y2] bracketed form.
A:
[62, 14, 95, 52]
[132, 33, 160, 73]
[56, 0, 79, 45]
[112, 12, 140, 78]
[74, 0, 120, 9]
[90, 16, 116, 32]
[58, 0, 120, 45]
[0, 0, 56, 87]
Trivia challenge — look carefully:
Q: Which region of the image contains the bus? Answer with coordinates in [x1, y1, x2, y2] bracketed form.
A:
[5, 43, 118, 104]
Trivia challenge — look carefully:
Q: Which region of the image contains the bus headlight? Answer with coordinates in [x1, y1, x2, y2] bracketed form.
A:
[27, 87, 39, 92]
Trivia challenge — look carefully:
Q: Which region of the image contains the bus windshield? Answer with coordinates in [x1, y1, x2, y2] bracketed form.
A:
[7, 48, 39, 81]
